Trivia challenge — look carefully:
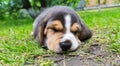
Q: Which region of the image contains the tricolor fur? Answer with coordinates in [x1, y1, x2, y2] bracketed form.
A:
[32, 6, 92, 53]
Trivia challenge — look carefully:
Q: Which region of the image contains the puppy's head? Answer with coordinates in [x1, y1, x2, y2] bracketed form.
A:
[33, 6, 92, 53]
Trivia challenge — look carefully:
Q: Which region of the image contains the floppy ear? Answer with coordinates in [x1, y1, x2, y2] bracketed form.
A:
[79, 20, 92, 41]
[33, 19, 45, 45]
[33, 13, 48, 45]
[33, 8, 53, 46]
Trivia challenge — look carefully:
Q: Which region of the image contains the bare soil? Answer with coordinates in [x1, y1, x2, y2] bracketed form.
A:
[42, 43, 120, 66]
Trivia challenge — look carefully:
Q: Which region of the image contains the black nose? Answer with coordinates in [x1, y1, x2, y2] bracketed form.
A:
[60, 41, 72, 51]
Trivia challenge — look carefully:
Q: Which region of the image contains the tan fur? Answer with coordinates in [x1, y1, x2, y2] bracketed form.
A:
[71, 23, 81, 32]
[75, 36, 81, 44]
[71, 23, 81, 45]
[53, 20, 64, 31]
[44, 20, 64, 52]
[46, 29, 63, 52]
[44, 20, 64, 34]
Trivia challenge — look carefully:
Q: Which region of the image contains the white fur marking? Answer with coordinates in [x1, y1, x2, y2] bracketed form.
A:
[65, 15, 71, 33]
[61, 14, 79, 51]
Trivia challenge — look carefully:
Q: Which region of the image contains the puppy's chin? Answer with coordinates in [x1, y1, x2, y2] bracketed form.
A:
[47, 45, 61, 53]
[42, 45, 63, 53]
[46, 46, 79, 54]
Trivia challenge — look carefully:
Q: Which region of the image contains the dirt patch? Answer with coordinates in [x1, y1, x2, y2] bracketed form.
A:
[43, 54, 120, 66]
[42, 44, 120, 66]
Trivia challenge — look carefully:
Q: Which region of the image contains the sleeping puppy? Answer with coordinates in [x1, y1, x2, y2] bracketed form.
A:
[32, 6, 92, 53]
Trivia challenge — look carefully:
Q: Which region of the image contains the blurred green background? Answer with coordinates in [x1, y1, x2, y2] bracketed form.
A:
[0, 0, 120, 19]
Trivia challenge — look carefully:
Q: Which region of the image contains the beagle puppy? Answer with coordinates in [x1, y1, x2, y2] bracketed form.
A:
[32, 6, 92, 53]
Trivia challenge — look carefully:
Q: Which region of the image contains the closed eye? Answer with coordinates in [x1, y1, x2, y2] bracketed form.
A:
[52, 28, 63, 32]
[52, 28, 59, 32]
[72, 31, 79, 34]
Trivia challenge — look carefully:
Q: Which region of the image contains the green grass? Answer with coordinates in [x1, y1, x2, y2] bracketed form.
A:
[0, 18, 54, 65]
[0, 7, 120, 65]
[78, 7, 120, 54]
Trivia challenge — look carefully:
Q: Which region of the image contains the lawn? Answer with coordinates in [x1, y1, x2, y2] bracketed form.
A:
[0, 7, 120, 66]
